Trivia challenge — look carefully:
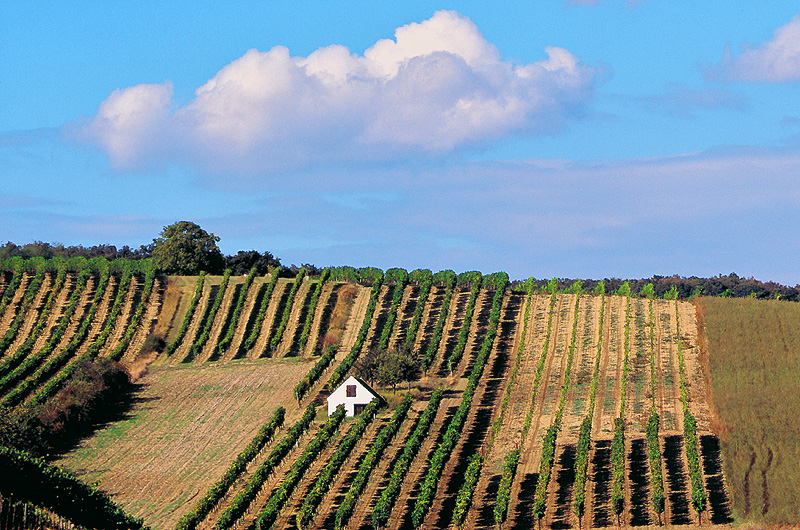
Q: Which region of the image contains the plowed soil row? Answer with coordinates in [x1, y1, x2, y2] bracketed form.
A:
[59, 359, 311, 530]
[302, 283, 335, 357]
[276, 279, 313, 357]
[220, 280, 263, 362]
[362, 285, 394, 352]
[250, 282, 289, 360]
[0, 273, 31, 337]
[197, 278, 240, 363]
[170, 277, 212, 363]
[104, 276, 142, 356]
[434, 288, 469, 376]
[336, 285, 371, 361]
[436, 293, 524, 530]
[121, 278, 165, 363]
[30, 274, 76, 354]
[390, 285, 420, 350]
[77, 275, 118, 356]
[413, 286, 443, 356]
[4, 272, 53, 356]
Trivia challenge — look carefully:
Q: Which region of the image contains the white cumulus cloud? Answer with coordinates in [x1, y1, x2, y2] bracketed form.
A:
[709, 15, 800, 83]
[74, 10, 597, 174]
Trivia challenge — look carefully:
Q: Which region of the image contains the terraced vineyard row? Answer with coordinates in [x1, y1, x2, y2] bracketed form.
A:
[0, 259, 161, 411]
[0, 260, 734, 530]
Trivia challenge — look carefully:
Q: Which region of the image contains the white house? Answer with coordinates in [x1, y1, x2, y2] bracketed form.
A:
[327, 376, 381, 417]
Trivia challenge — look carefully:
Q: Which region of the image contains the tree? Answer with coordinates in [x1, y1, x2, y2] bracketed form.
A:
[224, 250, 280, 275]
[355, 346, 420, 392]
[151, 221, 224, 275]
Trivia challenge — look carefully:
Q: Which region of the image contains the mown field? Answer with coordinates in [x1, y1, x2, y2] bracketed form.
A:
[697, 297, 800, 526]
[0, 260, 794, 530]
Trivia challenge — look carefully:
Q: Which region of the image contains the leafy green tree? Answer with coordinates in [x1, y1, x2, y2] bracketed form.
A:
[151, 221, 224, 274]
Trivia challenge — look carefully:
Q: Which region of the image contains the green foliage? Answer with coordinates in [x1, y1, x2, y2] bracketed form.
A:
[520, 294, 557, 446]
[107, 261, 157, 361]
[0, 265, 93, 403]
[378, 279, 408, 351]
[456, 270, 482, 287]
[663, 284, 679, 300]
[0, 258, 25, 317]
[0, 445, 144, 529]
[327, 266, 358, 283]
[422, 280, 456, 372]
[186, 270, 231, 361]
[0, 262, 47, 358]
[573, 415, 592, 519]
[432, 269, 456, 287]
[294, 344, 337, 402]
[533, 423, 559, 520]
[565, 279, 584, 294]
[356, 267, 383, 285]
[593, 279, 606, 295]
[483, 271, 509, 290]
[175, 407, 285, 530]
[639, 282, 655, 299]
[544, 277, 559, 294]
[611, 417, 625, 517]
[253, 406, 345, 530]
[646, 412, 665, 515]
[445, 277, 483, 372]
[335, 394, 412, 529]
[371, 389, 443, 530]
[452, 453, 483, 528]
[534, 292, 583, 521]
[616, 280, 632, 297]
[403, 275, 433, 348]
[151, 220, 224, 274]
[214, 405, 316, 530]
[408, 268, 432, 284]
[384, 267, 408, 285]
[215, 267, 258, 357]
[240, 268, 282, 355]
[267, 267, 308, 353]
[296, 401, 379, 529]
[296, 268, 331, 353]
[684, 411, 707, 517]
[490, 289, 534, 443]
[164, 273, 206, 357]
[494, 449, 520, 526]
[410, 291, 501, 528]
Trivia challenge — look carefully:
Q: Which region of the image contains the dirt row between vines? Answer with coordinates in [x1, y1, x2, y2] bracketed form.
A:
[38, 281, 732, 530]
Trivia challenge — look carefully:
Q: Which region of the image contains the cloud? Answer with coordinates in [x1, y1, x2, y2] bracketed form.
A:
[73, 10, 597, 175]
[707, 15, 800, 83]
[643, 83, 747, 118]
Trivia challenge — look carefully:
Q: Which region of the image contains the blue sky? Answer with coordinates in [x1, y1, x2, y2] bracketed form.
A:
[2, 1, 799, 284]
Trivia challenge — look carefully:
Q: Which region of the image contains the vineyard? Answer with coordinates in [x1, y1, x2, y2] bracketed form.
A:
[0, 259, 738, 530]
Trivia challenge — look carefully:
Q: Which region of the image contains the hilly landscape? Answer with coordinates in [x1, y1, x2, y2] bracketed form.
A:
[0, 255, 797, 530]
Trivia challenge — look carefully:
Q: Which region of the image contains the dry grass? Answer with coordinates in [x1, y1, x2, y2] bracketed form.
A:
[56, 358, 311, 530]
[321, 283, 358, 349]
[696, 297, 800, 526]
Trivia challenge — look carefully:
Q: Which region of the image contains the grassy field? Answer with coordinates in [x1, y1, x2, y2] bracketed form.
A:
[697, 297, 800, 526]
[56, 358, 311, 530]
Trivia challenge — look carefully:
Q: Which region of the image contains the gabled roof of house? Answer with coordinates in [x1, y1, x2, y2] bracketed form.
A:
[328, 375, 381, 401]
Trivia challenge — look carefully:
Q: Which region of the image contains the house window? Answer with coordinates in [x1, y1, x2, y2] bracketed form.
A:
[346, 385, 357, 397]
